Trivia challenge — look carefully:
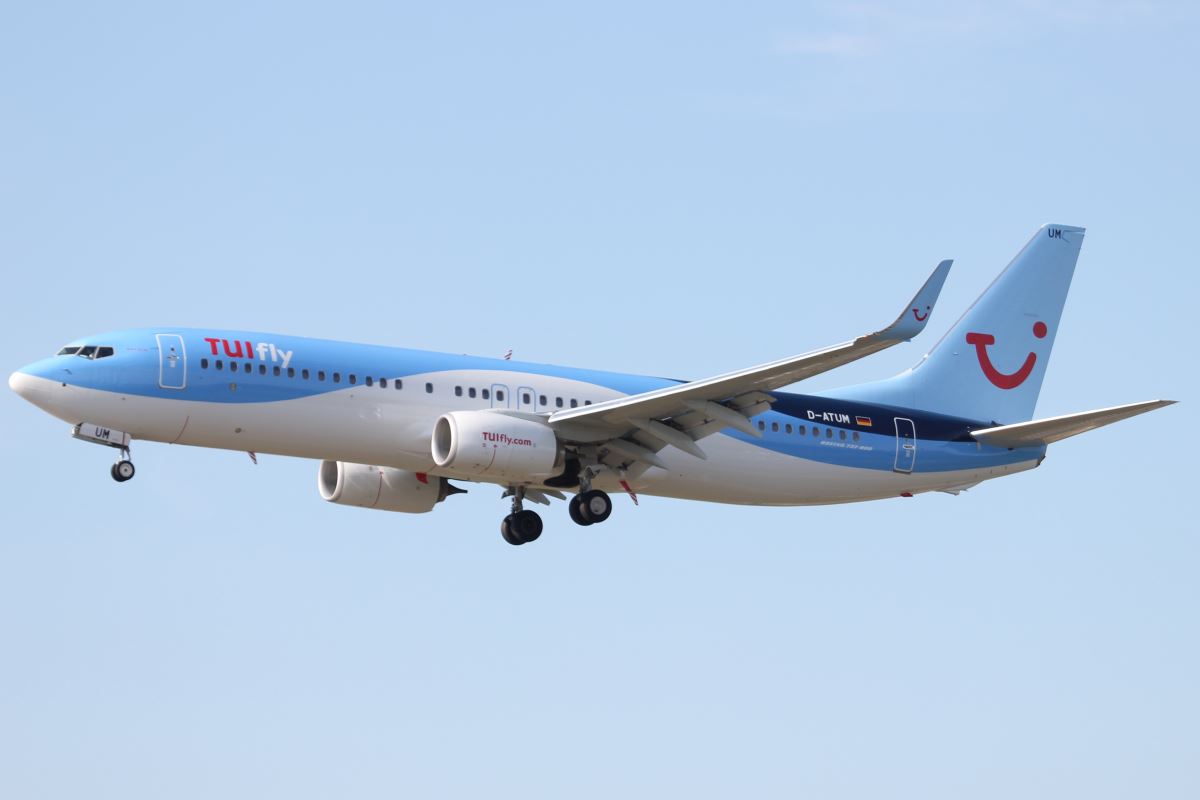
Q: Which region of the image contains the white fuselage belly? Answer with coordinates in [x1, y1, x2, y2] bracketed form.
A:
[29, 371, 1038, 507]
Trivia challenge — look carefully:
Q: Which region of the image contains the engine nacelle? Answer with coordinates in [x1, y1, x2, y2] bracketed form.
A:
[431, 410, 562, 482]
[318, 461, 450, 513]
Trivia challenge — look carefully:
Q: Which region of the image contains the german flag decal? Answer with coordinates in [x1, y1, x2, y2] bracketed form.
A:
[855, 416, 873, 427]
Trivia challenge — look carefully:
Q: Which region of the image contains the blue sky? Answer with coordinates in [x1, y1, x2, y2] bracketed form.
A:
[1, 2, 1196, 797]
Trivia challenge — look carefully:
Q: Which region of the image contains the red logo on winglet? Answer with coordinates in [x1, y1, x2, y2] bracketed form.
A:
[912, 305, 930, 322]
[966, 322, 1047, 390]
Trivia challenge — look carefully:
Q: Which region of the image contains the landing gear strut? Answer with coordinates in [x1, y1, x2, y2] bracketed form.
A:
[501, 487, 543, 546]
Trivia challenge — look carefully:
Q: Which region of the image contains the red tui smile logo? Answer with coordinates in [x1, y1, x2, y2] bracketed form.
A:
[966, 321, 1048, 389]
[912, 305, 930, 322]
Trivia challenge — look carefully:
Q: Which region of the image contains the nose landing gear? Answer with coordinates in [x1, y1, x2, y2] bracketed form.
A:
[71, 423, 136, 483]
[110, 457, 136, 482]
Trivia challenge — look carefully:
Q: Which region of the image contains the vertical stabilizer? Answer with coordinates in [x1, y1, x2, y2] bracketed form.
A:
[834, 224, 1085, 423]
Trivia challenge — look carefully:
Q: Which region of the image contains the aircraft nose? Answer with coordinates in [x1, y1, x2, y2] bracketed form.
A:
[9, 362, 62, 412]
[9, 369, 37, 400]
[11, 356, 88, 423]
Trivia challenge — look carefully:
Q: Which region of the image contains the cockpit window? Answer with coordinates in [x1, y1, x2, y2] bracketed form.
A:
[66, 345, 115, 360]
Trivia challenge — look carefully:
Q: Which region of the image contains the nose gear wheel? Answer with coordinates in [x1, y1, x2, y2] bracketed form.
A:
[110, 459, 136, 482]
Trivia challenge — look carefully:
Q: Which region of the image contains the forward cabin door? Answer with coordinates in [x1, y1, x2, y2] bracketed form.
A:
[893, 417, 917, 473]
[156, 333, 187, 390]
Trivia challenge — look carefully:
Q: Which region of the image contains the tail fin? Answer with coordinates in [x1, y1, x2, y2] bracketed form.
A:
[836, 224, 1085, 423]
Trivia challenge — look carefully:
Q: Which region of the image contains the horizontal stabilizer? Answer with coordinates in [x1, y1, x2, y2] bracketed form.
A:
[970, 400, 1176, 448]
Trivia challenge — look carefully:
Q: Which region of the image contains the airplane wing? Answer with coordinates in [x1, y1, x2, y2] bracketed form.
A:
[969, 400, 1176, 448]
[547, 260, 952, 459]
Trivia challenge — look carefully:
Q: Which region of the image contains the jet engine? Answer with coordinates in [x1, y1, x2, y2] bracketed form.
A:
[317, 461, 459, 513]
[431, 410, 562, 482]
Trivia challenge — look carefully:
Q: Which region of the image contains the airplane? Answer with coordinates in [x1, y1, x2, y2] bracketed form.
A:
[8, 224, 1174, 545]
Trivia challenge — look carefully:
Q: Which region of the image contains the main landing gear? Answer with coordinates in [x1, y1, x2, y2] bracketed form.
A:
[500, 474, 617, 545]
[501, 487, 544, 546]
[569, 490, 612, 526]
[568, 467, 613, 527]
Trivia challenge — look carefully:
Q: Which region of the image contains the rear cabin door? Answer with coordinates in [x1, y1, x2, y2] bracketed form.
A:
[156, 333, 187, 390]
[893, 417, 917, 473]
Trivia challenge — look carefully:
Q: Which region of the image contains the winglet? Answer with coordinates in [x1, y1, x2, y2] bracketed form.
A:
[874, 259, 952, 342]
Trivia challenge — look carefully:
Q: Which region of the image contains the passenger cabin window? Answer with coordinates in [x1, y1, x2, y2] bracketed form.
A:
[287, 367, 295, 378]
[758, 420, 765, 431]
[570, 399, 578, 408]
[522, 392, 531, 405]
[539, 394, 547, 406]
[365, 376, 373, 387]
[349, 374, 357, 385]
[556, 397, 563, 408]
[785, 424, 793, 434]
[496, 390, 504, 401]
[216, 360, 224, 370]
[426, 383, 433, 394]
[468, 388, 476, 398]
[380, 378, 388, 388]
[455, 386, 463, 397]
[243, 362, 251, 374]
[482, 389, 490, 400]
[394, 380, 402, 390]
[201, 358, 209, 369]
[302, 369, 310, 379]
[273, 366, 281, 376]
[317, 370, 325, 381]
[771, 422, 779, 432]
[259, 364, 266, 375]
[333, 372, 341, 383]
